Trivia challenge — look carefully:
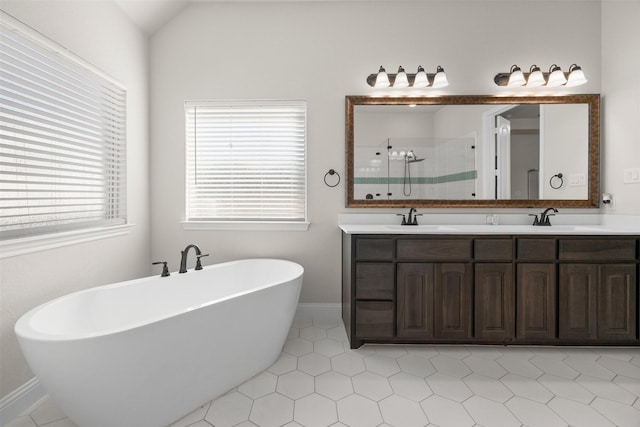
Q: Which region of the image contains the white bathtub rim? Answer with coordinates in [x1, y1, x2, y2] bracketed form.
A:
[15, 258, 304, 343]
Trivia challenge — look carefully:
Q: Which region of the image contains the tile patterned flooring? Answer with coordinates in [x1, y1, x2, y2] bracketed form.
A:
[6, 315, 640, 427]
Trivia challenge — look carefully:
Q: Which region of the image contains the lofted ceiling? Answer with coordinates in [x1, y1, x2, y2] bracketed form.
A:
[112, 0, 450, 35]
[112, 0, 361, 35]
[113, 0, 190, 34]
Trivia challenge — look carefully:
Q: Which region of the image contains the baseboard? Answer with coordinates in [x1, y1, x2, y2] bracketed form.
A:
[296, 303, 342, 319]
[0, 377, 45, 427]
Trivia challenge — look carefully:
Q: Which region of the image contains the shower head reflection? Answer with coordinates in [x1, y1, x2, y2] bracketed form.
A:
[405, 150, 425, 163]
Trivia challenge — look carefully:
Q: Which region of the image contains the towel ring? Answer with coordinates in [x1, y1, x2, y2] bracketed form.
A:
[549, 173, 564, 189]
[324, 169, 341, 187]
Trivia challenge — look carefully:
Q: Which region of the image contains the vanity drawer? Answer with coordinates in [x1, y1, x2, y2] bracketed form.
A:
[355, 301, 394, 338]
[355, 238, 394, 260]
[355, 263, 394, 299]
[517, 238, 556, 261]
[475, 239, 513, 261]
[397, 238, 471, 261]
[559, 239, 636, 261]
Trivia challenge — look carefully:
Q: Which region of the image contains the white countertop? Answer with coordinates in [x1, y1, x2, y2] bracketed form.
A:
[339, 224, 640, 235]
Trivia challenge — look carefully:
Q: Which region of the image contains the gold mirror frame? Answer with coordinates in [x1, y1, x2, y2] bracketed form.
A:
[345, 94, 600, 208]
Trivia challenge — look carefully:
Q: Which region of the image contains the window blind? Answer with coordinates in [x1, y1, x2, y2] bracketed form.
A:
[185, 101, 306, 222]
[0, 15, 127, 240]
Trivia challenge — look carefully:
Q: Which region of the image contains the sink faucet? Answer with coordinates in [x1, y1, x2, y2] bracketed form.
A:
[397, 207, 422, 225]
[407, 208, 421, 225]
[532, 207, 558, 226]
[179, 244, 209, 273]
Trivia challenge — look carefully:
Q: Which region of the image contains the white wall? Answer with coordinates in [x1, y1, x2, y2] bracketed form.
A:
[149, 0, 601, 307]
[601, 0, 640, 216]
[0, 1, 150, 399]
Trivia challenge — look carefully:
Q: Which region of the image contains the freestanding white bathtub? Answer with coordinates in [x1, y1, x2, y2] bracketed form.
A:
[15, 258, 303, 427]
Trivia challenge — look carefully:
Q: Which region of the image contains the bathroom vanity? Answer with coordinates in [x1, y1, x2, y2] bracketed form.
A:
[341, 225, 640, 349]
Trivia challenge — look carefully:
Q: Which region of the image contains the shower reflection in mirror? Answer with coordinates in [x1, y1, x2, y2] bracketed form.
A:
[354, 137, 476, 200]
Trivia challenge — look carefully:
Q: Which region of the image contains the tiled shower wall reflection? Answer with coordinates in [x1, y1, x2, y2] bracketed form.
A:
[354, 137, 477, 200]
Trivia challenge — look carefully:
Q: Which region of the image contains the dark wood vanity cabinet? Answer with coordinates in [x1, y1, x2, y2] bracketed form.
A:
[475, 263, 515, 341]
[397, 262, 473, 340]
[343, 233, 640, 348]
[474, 238, 515, 341]
[558, 239, 637, 342]
[517, 263, 557, 341]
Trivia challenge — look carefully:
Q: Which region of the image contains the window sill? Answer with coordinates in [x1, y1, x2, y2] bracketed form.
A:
[181, 221, 310, 231]
[0, 224, 134, 259]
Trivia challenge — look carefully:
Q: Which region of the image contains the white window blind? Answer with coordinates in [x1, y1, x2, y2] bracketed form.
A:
[185, 101, 306, 222]
[0, 14, 127, 240]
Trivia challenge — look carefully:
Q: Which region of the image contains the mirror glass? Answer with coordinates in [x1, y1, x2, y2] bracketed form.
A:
[346, 95, 600, 208]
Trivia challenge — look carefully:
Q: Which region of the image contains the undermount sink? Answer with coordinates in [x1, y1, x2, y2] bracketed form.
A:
[381, 224, 606, 233]
[535, 225, 603, 231]
[481, 225, 605, 233]
[510, 225, 602, 232]
[384, 225, 458, 231]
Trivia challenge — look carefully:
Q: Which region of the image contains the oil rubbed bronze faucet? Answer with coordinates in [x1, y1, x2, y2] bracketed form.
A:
[398, 207, 422, 225]
[179, 244, 209, 273]
[530, 207, 558, 226]
[151, 261, 170, 277]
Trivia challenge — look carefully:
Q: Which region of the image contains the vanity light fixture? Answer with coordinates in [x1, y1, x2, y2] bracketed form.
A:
[494, 63, 587, 88]
[394, 66, 409, 88]
[374, 66, 391, 88]
[431, 66, 449, 89]
[507, 65, 526, 87]
[565, 64, 588, 87]
[525, 65, 545, 88]
[412, 66, 430, 88]
[546, 64, 567, 87]
[367, 65, 448, 88]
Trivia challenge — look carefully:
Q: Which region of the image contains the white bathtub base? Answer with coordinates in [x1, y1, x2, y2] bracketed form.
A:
[15, 259, 303, 427]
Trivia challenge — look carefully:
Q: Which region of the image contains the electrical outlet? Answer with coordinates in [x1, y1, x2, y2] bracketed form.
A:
[623, 168, 640, 184]
[569, 173, 586, 186]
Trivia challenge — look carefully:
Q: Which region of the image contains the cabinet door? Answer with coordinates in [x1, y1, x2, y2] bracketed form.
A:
[434, 263, 472, 339]
[598, 264, 637, 341]
[397, 263, 434, 339]
[475, 263, 514, 341]
[517, 263, 557, 341]
[559, 264, 598, 340]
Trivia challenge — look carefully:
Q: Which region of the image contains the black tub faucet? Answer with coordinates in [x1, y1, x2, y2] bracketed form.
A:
[152, 261, 170, 277]
[179, 244, 209, 273]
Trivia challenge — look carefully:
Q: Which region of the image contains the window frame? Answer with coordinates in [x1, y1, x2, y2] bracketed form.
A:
[0, 12, 130, 257]
[183, 100, 309, 231]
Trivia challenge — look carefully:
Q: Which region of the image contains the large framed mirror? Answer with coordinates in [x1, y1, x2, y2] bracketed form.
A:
[346, 94, 600, 208]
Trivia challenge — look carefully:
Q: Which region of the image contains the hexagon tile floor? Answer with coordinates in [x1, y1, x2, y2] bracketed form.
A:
[6, 316, 640, 427]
